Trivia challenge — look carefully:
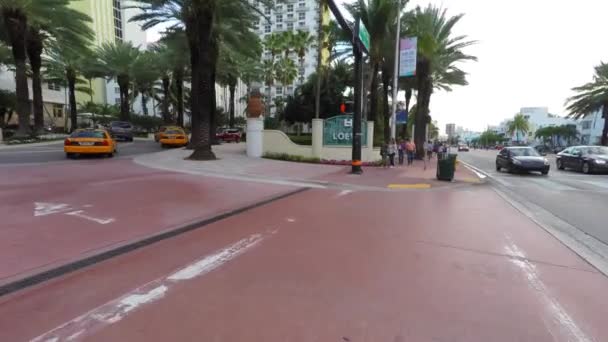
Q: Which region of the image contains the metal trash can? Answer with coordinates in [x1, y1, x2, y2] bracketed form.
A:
[436, 153, 457, 181]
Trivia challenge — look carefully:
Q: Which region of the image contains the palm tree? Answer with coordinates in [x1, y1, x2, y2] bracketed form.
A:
[507, 114, 530, 144]
[132, 51, 160, 117]
[404, 5, 476, 154]
[291, 30, 315, 69]
[162, 29, 190, 127]
[275, 57, 298, 96]
[131, 0, 266, 160]
[278, 31, 294, 59]
[44, 42, 93, 132]
[345, 0, 399, 124]
[566, 62, 608, 146]
[264, 32, 283, 61]
[96, 41, 141, 121]
[262, 59, 276, 115]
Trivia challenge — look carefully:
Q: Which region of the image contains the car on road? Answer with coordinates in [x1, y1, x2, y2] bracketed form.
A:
[64, 129, 117, 158]
[496, 146, 550, 175]
[159, 127, 189, 148]
[108, 121, 134, 141]
[154, 125, 181, 142]
[556, 146, 608, 174]
[216, 128, 243, 143]
[458, 144, 469, 152]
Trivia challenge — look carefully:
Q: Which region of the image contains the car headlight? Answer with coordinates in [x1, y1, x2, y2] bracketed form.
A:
[595, 159, 606, 164]
[513, 159, 522, 165]
[544, 159, 550, 165]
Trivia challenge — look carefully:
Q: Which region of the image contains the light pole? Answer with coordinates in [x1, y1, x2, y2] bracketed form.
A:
[390, 0, 403, 140]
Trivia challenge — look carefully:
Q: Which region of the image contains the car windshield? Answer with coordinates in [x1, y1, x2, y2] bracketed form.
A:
[510, 148, 540, 157]
[111, 122, 131, 128]
[165, 129, 184, 134]
[582, 147, 608, 155]
[70, 131, 105, 138]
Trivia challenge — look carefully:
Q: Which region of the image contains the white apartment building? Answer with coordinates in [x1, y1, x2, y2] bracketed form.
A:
[498, 107, 577, 145]
[577, 108, 606, 145]
[253, 0, 321, 111]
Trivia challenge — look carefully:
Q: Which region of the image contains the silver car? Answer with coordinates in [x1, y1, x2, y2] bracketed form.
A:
[108, 121, 134, 141]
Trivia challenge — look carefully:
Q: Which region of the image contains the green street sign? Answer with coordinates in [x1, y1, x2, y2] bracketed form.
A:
[358, 19, 370, 53]
[323, 115, 368, 146]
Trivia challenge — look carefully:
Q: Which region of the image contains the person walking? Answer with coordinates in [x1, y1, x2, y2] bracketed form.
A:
[425, 140, 433, 161]
[380, 143, 389, 168]
[398, 139, 406, 166]
[405, 139, 416, 166]
[387, 138, 397, 168]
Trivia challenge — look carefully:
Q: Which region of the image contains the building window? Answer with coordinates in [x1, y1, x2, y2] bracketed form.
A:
[115, 98, 121, 105]
[287, 23, 293, 30]
[287, 86, 293, 94]
[299, 2, 305, 8]
[298, 21, 305, 28]
[276, 87, 283, 95]
[276, 5, 282, 11]
[299, 67, 305, 76]
[265, 87, 270, 94]
[298, 12, 305, 20]
[264, 7, 271, 15]
[47, 82, 61, 91]
[264, 25, 271, 33]
[114, 87, 120, 94]
[52, 104, 63, 118]
[276, 14, 282, 23]
[287, 4, 293, 12]
[287, 13, 294, 19]
[276, 24, 283, 30]
[112, 0, 123, 41]
[582, 121, 592, 130]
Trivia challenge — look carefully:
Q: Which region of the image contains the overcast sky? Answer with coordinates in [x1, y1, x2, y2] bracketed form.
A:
[147, 0, 608, 133]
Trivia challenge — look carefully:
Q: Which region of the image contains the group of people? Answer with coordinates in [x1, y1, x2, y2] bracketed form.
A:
[381, 139, 448, 168]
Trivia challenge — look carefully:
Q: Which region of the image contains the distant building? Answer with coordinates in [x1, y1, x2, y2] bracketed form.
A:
[576, 108, 605, 145]
[497, 107, 577, 145]
[446, 123, 456, 138]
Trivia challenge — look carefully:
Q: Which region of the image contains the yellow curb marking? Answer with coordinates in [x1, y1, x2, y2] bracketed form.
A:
[388, 183, 432, 189]
[462, 177, 481, 183]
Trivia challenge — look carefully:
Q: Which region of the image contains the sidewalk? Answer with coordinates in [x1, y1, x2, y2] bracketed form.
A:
[134, 143, 479, 191]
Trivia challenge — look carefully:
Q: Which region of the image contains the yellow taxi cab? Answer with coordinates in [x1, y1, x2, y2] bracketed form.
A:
[154, 125, 180, 142]
[159, 127, 189, 147]
[64, 129, 117, 158]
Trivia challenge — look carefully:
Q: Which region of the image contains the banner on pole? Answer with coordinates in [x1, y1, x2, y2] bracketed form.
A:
[396, 110, 408, 124]
[399, 37, 417, 77]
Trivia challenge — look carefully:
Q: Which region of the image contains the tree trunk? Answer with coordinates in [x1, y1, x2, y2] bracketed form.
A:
[368, 62, 379, 123]
[67, 72, 77, 132]
[175, 70, 184, 127]
[117, 74, 130, 121]
[602, 104, 608, 146]
[415, 58, 432, 157]
[186, 5, 216, 160]
[314, 0, 324, 119]
[208, 36, 219, 147]
[3, 11, 31, 137]
[381, 65, 391, 144]
[401, 87, 412, 138]
[161, 75, 171, 123]
[228, 81, 236, 128]
[26, 30, 44, 134]
[141, 93, 148, 116]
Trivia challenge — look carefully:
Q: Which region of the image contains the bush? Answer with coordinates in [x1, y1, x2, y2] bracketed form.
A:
[264, 117, 280, 130]
[263, 152, 320, 164]
[287, 134, 312, 145]
[130, 115, 164, 132]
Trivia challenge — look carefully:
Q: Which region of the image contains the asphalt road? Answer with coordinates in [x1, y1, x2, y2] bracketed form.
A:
[0, 139, 163, 165]
[458, 149, 608, 245]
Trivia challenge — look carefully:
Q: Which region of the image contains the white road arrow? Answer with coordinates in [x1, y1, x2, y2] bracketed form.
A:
[34, 202, 72, 217]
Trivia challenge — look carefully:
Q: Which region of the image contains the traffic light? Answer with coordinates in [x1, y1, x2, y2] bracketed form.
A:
[340, 103, 346, 113]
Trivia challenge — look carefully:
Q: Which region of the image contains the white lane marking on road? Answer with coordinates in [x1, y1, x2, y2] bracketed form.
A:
[503, 235, 591, 342]
[34, 202, 72, 217]
[286, 217, 296, 223]
[582, 180, 608, 189]
[64, 210, 115, 225]
[335, 189, 353, 198]
[529, 178, 577, 191]
[31, 232, 269, 342]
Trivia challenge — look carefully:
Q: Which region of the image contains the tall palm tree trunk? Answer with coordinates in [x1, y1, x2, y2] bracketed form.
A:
[174, 70, 184, 127]
[368, 62, 379, 123]
[187, 5, 216, 160]
[67, 71, 77, 132]
[602, 103, 608, 146]
[26, 31, 44, 134]
[3, 11, 31, 137]
[208, 35, 219, 145]
[117, 75, 130, 121]
[314, 0, 324, 119]
[228, 81, 236, 128]
[381, 65, 391, 144]
[401, 87, 412, 138]
[415, 59, 432, 157]
[161, 75, 171, 123]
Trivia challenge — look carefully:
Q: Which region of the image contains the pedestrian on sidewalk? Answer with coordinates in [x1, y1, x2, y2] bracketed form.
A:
[388, 138, 397, 168]
[405, 139, 416, 166]
[380, 143, 389, 168]
[425, 140, 433, 161]
[398, 139, 406, 165]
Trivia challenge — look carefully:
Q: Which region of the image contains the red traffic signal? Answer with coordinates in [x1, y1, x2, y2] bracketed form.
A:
[340, 103, 346, 113]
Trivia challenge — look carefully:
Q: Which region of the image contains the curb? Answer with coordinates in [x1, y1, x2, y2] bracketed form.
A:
[0, 187, 309, 298]
[0, 139, 65, 150]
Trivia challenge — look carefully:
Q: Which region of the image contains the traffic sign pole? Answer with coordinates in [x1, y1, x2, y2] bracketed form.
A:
[351, 20, 363, 174]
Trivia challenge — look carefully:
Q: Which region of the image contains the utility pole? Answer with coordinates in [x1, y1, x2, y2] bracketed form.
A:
[351, 20, 364, 174]
[390, 0, 403, 140]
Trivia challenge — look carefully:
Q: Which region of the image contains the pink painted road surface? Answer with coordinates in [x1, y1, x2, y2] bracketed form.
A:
[2, 185, 608, 341]
[0, 159, 294, 287]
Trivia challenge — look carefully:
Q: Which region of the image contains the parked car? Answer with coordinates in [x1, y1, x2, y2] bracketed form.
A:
[556, 146, 608, 174]
[159, 127, 189, 148]
[108, 121, 134, 141]
[496, 146, 550, 175]
[64, 128, 116, 158]
[216, 128, 243, 143]
[457, 144, 469, 152]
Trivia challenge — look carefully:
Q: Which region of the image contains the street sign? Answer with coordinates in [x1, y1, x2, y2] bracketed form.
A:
[357, 19, 370, 54]
[399, 37, 417, 77]
[396, 110, 408, 124]
[323, 115, 368, 146]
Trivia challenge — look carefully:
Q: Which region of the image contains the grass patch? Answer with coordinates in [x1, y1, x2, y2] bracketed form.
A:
[287, 134, 312, 146]
[263, 152, 320, 163]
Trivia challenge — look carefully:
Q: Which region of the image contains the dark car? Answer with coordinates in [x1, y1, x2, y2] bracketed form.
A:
[216, 128, 243, 143]
[496, 146, 550, 175]
[108, 121, 134, 141]
[556, 146, 608, 174]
